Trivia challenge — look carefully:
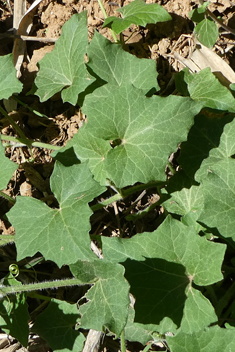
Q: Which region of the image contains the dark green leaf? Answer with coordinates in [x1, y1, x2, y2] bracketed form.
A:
[87, 31, 159, 93]
[70, 259, 130, 336]
[8, 162, 105, 267]
[35, 13, 94, 105]
[103, 0, 171, 35]
[33, 299, 85, 352]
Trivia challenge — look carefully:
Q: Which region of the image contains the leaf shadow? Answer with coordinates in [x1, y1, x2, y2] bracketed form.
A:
[33, 300, 81, 351]
[123, 257, 189, 327]
[166, 112, 235, 194]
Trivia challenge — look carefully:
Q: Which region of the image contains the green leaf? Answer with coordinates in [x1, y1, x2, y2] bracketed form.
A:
[33, 299, 85, 352]
[72, 84, 202, 187]
[180, 288, 217, 333]
[87, 31, 159, 93]
[0, 143, 17, 190]
[184, 68, 235, 111]
[162, 185, 204, 230]
[34, 12, 94, 105]
[0, 275, 29, 346]
[124, 307, 153, 345]
[189, 2, 209, 23]
[167, 326, 235, 352]
[197, 158, 235, 240]
[194, 118, 235, 240]
[195, 116, 235, 182]
[102, 216, 225, 326]
[178, 113, 234, 179]
[70, 259, 130, 336]
[125, 307, 178, 345]
[103, 0, 171, 35]
[7, 161, 105, 267]
[194, 18, 219, 48]
[0, 54, 22, 100]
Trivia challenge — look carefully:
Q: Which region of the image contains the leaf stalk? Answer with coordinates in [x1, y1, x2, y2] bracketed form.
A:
[0, 278, 85, 298]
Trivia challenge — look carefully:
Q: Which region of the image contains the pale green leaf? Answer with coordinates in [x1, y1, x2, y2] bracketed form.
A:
[125, 307, 178, 345]
[87, 31, 159, 93]
[7, 162, 105, 267]
[180, 288, 217, 333]
[35, 12, 94, 105]
[73, 84, 202, 187]
[102, 216, 225, 286]
[102, 216, 225, 326]
[70, 260, 130, 336]
[70, 127, 110, 183]
[195, 18, 219, 48]
[0, 275, 29, 346]
[185, 68, 235, 111]
[124, 307, 153, 345]
[0, 143, 17, 190]
[162, 185, 204, 230]
[103, 0, 171, 35]
[167, 326, 235, 352]
[33, 299, 85, 352]
[0, 54, 22, 100]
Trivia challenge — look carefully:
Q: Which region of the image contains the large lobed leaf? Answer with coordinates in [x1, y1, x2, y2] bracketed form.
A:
[102, 216, 225, 327]
[103, 0, 171, 35]
[7, 161, 105, 267]
[72, 84, 202, 188]
[167, 326, 235, 352]
[87, 31, 159, 93]
[70, 259, 130, 336]
[34, 12, 94, 105]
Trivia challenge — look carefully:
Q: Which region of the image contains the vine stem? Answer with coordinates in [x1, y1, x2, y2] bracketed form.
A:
[0, 190, 15, 204]
[0, 235, 15, 246]
[96, 0, 118, 42]
[91, 180, 161, 212]
[120, 330, 126, 352]
[0, 106, 26, 140]
[216, 280, 235, 317]
[0, 278, 85, 298]
[1, 134, 62, 150]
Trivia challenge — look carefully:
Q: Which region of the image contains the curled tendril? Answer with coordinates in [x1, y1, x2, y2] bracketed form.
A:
[9, 264, 19, 277]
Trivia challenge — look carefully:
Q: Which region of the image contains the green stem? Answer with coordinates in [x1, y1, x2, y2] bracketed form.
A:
[120, 330, 126, 352]
[91, 181, 162, 212]
[216, 281, 235, 317]
[1, 134, 62, 151]
[11, 96, 49, 119]
[205, 286, 218, 307]
[27, 292, 52, 301]
[167, 162, 176, 175]
[0, 235, 15, 246]
[0, 106, 26, 140]
[96, 0, 118, 42]
[0, 278, 86, 298]
[0, 190, 16, 204]
[91, 193, 123, 211]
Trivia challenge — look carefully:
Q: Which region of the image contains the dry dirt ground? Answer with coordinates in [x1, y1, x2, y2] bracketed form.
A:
[1, 0, 235, 351]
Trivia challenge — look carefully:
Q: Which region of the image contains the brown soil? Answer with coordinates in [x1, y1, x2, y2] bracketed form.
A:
[1, 0, 235, 351]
